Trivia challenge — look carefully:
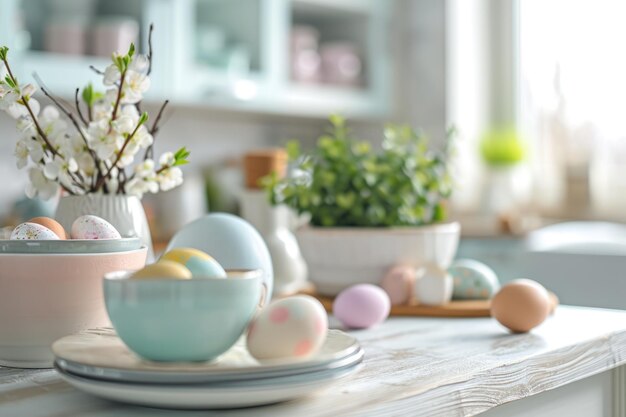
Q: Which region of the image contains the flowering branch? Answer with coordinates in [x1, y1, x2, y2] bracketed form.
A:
[0, 25, 190, 200]
[39, 85, 103, 187]
[74, 88, 88, 126]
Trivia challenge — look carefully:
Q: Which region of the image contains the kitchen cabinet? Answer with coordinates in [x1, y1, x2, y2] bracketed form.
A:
[0, 0, 391, 118]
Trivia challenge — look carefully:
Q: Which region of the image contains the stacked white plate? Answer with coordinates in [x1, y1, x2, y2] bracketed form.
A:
[52, 328, 363, 409]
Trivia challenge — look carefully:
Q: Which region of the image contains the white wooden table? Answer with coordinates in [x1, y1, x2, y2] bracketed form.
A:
[1, 306, 626, 417]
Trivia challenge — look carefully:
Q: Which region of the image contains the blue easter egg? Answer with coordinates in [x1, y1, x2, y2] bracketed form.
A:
[166, 213, 274, 303]
[449, 259, 500, 300]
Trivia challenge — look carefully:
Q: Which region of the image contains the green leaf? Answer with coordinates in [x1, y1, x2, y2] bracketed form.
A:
[138, 112, 149, 125]
[0, 46, 8, 60]
[4, 74, 15, 88]
[127, 43, 135, 58]
[286, 140, 300, 160]
[172, 147, 191, 166]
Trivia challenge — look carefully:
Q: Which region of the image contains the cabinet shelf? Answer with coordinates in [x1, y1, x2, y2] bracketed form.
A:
[1, 0, 391, 119]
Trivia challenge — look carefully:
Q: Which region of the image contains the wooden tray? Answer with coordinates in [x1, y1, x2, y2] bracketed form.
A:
[302, 291, 492, 318]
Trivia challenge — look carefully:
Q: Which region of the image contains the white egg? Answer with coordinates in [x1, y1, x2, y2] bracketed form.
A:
[10, 222, 60, 240]
[246, 295, 328, 361]
[71, 215, 121, 240]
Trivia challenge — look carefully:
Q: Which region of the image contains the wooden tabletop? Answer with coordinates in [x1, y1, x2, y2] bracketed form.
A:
[1, 306, 626, 416]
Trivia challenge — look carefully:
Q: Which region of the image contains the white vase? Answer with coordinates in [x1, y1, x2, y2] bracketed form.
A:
[55, 194, 154, 262]
[239, 190, 308, 296]
[415, 265, 453, 306]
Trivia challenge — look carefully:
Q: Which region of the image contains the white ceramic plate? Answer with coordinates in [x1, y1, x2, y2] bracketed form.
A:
[53, 328, 360, 383]
[55, 360, 362, 409]
[0, 238, 142, 254]
[57, 347, 364, 384]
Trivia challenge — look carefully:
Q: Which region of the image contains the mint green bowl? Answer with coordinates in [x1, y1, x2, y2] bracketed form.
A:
[104, 270, 263, 362]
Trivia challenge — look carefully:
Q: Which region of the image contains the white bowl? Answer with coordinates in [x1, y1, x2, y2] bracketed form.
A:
[297, 222, 460, 295]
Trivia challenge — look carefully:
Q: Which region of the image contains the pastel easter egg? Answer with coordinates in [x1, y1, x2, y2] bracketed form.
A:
[333, 284, 390, 329]
[131, 260, 192, 280]
[161, 248, 226, 279]
[166, 213, 274, 305]
[247, 295, 328, 361]
[10, 222, 60, 240]
[380, 265, 417, 305]
[71, 215, 121, 240]
[28, 217, 67, 239]
[491, 279, 551, 333]
[449, 259, 500, 300]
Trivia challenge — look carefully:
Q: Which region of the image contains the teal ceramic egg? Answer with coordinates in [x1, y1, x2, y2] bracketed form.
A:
[449, 259, 500, 300]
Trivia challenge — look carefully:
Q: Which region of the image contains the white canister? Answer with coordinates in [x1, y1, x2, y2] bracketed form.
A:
[415, 265, 453, 306]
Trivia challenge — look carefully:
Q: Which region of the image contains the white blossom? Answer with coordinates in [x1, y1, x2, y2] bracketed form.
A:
[121, 70, 150, 104]
[87, 119, 121, 160]
[6, 97, 39, 120]
[27, 139, 45, 163]
[76, 152, 96, 176]
[130, 54, 149, 73]
[0, 88, 19, 111]
[135, 159, 155, 178]
[103, 64, 120, 86]
[43, 154, 78, 185]
[25, 166, 59, 200]
[158, 166, 183, 191]
[159, 151, 175, 166]
[40, 106, 67, 145]
[14, 139, 28, 169]
[92, 102, 112, 121]
[21, 83, 37, 98]
[133, 125, 153, 148]
[105, 88, 118, 105]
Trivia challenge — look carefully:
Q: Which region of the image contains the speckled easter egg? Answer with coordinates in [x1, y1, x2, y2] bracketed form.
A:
[131, 260, 192, 280]
[71, 215, 121, 240]
[333, 284, 390, 329]
[161, 248, 226, 278]
[10, 222, 60, 240]
[449, 259, 500, 300]
[28, 217, 67, 239]
[247, 295, 328, 361]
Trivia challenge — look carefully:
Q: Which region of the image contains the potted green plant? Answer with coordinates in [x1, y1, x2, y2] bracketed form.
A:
[264, 116, 460, 295]
[479, 128, 530, 214]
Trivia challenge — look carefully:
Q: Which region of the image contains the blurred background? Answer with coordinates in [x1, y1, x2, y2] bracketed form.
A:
[2, 0, 626, 307]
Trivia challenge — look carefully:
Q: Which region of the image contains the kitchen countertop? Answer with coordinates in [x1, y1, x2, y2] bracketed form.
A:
[1, 306, 626, 416]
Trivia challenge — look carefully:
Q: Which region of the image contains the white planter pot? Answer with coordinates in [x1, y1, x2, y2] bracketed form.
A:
[55, 194, 154, 261]
[297, 222, 460, 296]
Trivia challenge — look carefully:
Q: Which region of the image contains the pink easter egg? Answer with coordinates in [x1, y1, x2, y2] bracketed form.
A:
[333, 284, 390, 329]
[380, 265, 417, 305]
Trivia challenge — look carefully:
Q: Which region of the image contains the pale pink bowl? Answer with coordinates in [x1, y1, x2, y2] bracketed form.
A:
[0, 247, 147, 368]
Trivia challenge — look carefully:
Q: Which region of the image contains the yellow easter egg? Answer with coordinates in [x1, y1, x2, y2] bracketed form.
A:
[131, 260, 192, 280]
[161, 248, 226, 278]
